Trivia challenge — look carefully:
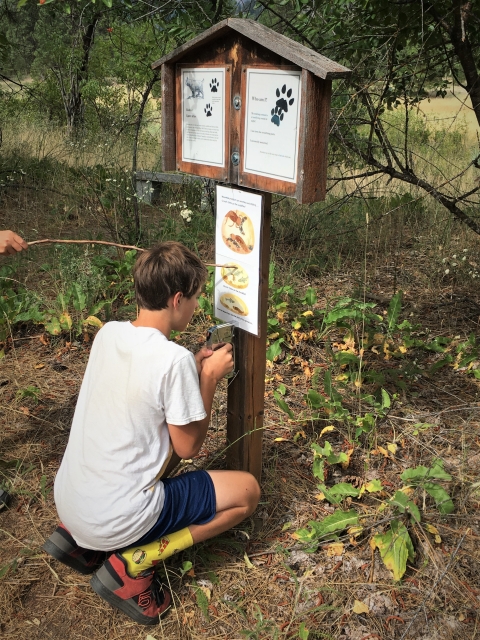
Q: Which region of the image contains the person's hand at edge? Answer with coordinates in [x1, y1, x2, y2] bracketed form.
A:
[0, 231, 28, 256]
[201, 343, 233, 382]
[194, 346, 213, 375]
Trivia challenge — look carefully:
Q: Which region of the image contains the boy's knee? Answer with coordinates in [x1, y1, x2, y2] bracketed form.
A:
[244, 473, 261, 514]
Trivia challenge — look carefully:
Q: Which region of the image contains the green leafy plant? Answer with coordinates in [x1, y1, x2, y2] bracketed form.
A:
[296, 455, 454, 580]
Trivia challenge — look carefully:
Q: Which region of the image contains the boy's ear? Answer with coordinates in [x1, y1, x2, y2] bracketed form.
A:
[172, 292, 183, 309]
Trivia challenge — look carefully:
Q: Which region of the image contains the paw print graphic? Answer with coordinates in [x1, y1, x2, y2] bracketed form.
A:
[270, 105, 284, 126]
[210, 78, 219, 93]
[204, 103, 213, 117]
[275, 85, 294, 113]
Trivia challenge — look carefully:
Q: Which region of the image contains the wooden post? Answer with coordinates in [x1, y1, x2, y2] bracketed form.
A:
[226, 191, 271, 482]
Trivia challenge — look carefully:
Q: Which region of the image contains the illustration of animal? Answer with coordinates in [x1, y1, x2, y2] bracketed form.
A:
[225, 210, 247, 234]
[226, 234, 252, 254]
[185, 77, 204, 99]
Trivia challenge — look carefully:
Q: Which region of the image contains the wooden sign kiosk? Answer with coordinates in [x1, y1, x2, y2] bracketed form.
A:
[152, 19, 350, 480]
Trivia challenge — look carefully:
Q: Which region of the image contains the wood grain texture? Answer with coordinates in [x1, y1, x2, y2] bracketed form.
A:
[226, 190, 271, 481]
[152, 18, 350, 80]
[161, 64, 176, 171]
[136, 171, 204, 184]
[295, 72, 332, 203]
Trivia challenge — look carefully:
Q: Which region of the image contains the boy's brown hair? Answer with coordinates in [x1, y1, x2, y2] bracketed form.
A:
[133, 241, 207, 310]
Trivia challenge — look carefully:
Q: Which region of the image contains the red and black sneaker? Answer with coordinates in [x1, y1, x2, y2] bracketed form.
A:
[90, 553, 172, 625]
[42, 524, 106, 575]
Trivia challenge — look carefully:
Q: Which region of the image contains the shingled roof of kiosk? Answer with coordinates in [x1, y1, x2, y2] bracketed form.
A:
[151, 18, 350, 80]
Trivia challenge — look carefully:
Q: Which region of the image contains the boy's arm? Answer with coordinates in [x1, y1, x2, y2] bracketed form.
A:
[167, 344, 233, 460]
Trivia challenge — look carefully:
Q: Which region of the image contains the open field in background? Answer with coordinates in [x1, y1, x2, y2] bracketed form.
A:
[1, 93, 480, 639]
[419, 87, 479, 141]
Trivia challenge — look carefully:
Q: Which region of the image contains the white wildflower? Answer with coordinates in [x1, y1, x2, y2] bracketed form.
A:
[180, 208, 193, 223]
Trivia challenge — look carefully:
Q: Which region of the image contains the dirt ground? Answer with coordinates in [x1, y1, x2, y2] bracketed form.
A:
[1, 254, 480, 640]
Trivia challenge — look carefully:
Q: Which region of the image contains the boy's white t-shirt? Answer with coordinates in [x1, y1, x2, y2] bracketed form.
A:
[54, 321, 206, 551]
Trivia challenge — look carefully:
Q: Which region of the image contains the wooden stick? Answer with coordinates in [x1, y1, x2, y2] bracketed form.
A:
[28, 238, 146, 251]
[26, 238, 233, 268]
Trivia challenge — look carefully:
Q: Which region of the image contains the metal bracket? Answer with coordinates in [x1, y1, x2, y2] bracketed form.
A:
[231, 152, 240, 166]
[233, 95, 241, 110]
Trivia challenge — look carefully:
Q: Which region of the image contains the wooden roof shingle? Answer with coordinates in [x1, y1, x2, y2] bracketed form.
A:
[151, 18, 350, 80]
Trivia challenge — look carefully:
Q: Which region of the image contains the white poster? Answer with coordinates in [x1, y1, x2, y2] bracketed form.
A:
[244, 68, 302, 183]
[214, 186, 263, 336]
[181, 67, 225, 167]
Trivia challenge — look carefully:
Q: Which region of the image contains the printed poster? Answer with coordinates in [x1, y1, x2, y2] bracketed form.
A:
[181, 67, 225, 167]
[244, 68, 302, 183]
[214, 186, 263, 336]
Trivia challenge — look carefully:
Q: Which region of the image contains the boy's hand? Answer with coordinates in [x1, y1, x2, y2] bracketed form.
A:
[194, 346, 213, 375]
[0, 230, 28, 256]
[201, 343, 233, 382]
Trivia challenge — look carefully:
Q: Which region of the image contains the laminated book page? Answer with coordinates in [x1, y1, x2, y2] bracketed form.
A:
[243, 68, 302, 183]
[214, 186, 263, 336]
[181, 67, 226, 167]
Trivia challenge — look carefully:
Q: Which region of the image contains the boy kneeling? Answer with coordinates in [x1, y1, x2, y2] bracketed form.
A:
[43, 242, 260, 625]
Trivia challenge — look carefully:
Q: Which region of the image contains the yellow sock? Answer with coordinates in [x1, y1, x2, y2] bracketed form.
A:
[121, 527, 194, 577]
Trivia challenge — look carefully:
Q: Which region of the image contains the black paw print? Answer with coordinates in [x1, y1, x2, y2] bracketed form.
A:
[271, 105, 284, 126]
[210, 78, 219, 92]
[205, 103, 213, 117]
[275, 84, 294, 113]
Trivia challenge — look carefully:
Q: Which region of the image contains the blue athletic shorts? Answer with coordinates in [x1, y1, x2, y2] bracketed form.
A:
[132, 470, 216, 546]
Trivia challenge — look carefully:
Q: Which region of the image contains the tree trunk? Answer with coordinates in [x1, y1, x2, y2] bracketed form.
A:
[65, 14, 100, 134]
[450, 1, 480, 128]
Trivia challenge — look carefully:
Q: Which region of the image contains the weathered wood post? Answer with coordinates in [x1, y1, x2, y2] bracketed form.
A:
[152, 18, 350, 481]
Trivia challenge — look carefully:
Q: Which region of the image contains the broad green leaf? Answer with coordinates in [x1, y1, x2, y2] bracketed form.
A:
[295, 511, 359, 544]
[306, 389, 324, 408]
[298, 622, 310, 640]
[59, 312, 72, 331]
[324, 370, 333, 398]
[312, 458, 325, 482]
[424, 482, 454, 515]
[317, 483, 360, 504]
[364, 479, 383, 492]
[273, 391, 294, 419]
[312, 441, 333, 458]
[390, 490, 409, 511]
[381, 388, 391, 409]
[72, 283, 87, 312]
[326, 451, 348, 465]
[83, 315, 103, 329]
[89, 300, 106, 316]
[334, 351, 360, 366]
[45, 317, 62, 335]
[400, 462, 451, 483]
[373, 520, 414, 580]
[303, 287, 317, 306]
[390, 491, 421, 522]
[266, 338, 283, 362]
[387, 290, 403, 332]
[316, 509, 359, 536]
